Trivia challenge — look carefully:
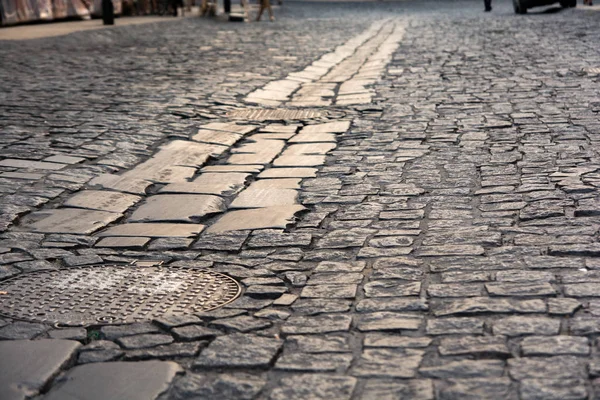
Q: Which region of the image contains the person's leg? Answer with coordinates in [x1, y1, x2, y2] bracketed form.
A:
[256, 0, 265, 20]
[484, 0, 492, 11]
[265, 0, 273, 20]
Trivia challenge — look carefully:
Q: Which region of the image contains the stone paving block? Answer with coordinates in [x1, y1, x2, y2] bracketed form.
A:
[95, 236, 150, 248]
[0, 339, 81, 400]
[206, 205, 305, 233]
[0, 321, 49, 339]
[98, 223, 205, 237]
[282, 314, 352, 334]
[64, 190, 141, 213]
[493, 316, 560, 337]
[520, 336, 590, 356]
[519, 378, 587, 400]
[352, 348, 424, 378]
[0, 158, 66, 170]
[129, 195, 226, 222]
[436, 378, 513, 400]
[420, 360, 505, 379]
[508, 356, 586, 380]
[43, 361, 182, 400]
[89, 174, 151, 195]
[230, 187, 298, 208]
[192, 129, 242, 146]
[363, 281, 421, 297]
[170, 373, 266, 400]
[26, 209, 121, 234]
[301, 284, 357, 299]
[159, 182, 241, 196]
[360, 379, 433, 400]
[302, 121, 351, 134]
[194, 334, 283, 369]
[258, 167, 317, 179]
[357, 312, 422, 332]
[438, 336, 510, 357]
[274, 352, 353, 372]
[272, 154, 327, 167]
[269, 375, 357, 400]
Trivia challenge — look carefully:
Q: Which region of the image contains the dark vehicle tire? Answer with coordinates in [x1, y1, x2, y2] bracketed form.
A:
[513, 0, 527, 13]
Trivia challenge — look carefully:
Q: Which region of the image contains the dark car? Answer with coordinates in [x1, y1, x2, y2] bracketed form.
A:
[513, 0, 576, 13]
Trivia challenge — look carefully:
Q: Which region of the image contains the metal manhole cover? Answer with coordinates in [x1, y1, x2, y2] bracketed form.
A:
[227, 108, 325, 121]
[0, 266, 241, 327]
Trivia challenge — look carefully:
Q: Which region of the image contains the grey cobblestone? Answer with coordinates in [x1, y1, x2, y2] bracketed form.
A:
[1, 1, 600, 398]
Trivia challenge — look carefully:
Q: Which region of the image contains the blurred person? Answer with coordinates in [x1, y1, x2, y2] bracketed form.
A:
[257, 0, 274, 21]
[484, 0, 492, 11]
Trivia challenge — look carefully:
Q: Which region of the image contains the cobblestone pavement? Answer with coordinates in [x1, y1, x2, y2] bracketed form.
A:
[1, 0, 600, 398]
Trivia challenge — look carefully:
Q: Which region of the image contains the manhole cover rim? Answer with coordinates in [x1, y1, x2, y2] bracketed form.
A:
[0, 265, 242, 327]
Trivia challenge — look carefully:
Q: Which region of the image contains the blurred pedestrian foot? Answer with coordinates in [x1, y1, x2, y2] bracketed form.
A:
[484, 0, 492, 11]
[583, 0, 592, 5]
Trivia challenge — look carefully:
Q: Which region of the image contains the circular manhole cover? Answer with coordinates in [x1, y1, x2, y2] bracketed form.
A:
[0, 266, 241, 327]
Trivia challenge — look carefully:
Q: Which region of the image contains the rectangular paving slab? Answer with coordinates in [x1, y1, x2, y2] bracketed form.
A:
[64, 190, 141, 213]
[26, 209, 122, 234]
[0, 339, 81, 400]
[129, 195, 226, 222]
[97, 223, 205, 237]
[43, 361, 182, 400]
[206, 205, 305, 233]
[230, 188, 298, 208]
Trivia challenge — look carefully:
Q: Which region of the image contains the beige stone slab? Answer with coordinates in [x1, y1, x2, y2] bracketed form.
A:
[261, 125, 299, 133]
[27, 209, 121, 234]
[288, 132, 337, 143]
[130, 195, 226, 222]
[0, 159, 66, 170]
[230, 187, 297, 208]
[194, 172, 249, 186]
[98, 223, 205, 237]
[44, 155, 86, 164]
[206, 205, 305, 233]
[89, 174, 152, 195]
[201, 123, 256, 135]
[245, 98, 282, 107]
[201, 165, 264, 173]
[251, 133, 297, 140]
[191, 129, 242, 147]
[227, 153, 279, 165]
[251, 178, 302, 189]
[247, 90, 291, 102]
[0, 172, 45, 180]
[95, 237, 150, 248]
[302, 121, 351, 134]
[157, 140, 225, 166]
[64, 190, 141, 213]
[231, 140, 285, 157]
[272, 155, 327, 167]
[283, 143, 337, 156]
[123, 165, 196, 184]
[159, 182, 240, 196]
[258, 168, 317, 179]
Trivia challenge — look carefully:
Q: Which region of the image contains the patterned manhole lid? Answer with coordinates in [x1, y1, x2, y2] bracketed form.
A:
[227, 108, 325, 121]
[0, 266, 241, 327]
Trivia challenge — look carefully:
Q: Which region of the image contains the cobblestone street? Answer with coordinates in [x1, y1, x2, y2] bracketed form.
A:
[1, 0, 600, 398]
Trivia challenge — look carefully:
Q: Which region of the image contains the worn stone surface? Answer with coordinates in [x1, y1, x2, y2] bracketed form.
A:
[0, 340, 81, 400]
[194, 334, 283, 369]
[44, 361, 182, 400]
[2, 2, 600, 398]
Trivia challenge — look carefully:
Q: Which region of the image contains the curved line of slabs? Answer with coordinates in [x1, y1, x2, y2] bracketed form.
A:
[244, 19, 405, 108]
[21, 120, 351, 247]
